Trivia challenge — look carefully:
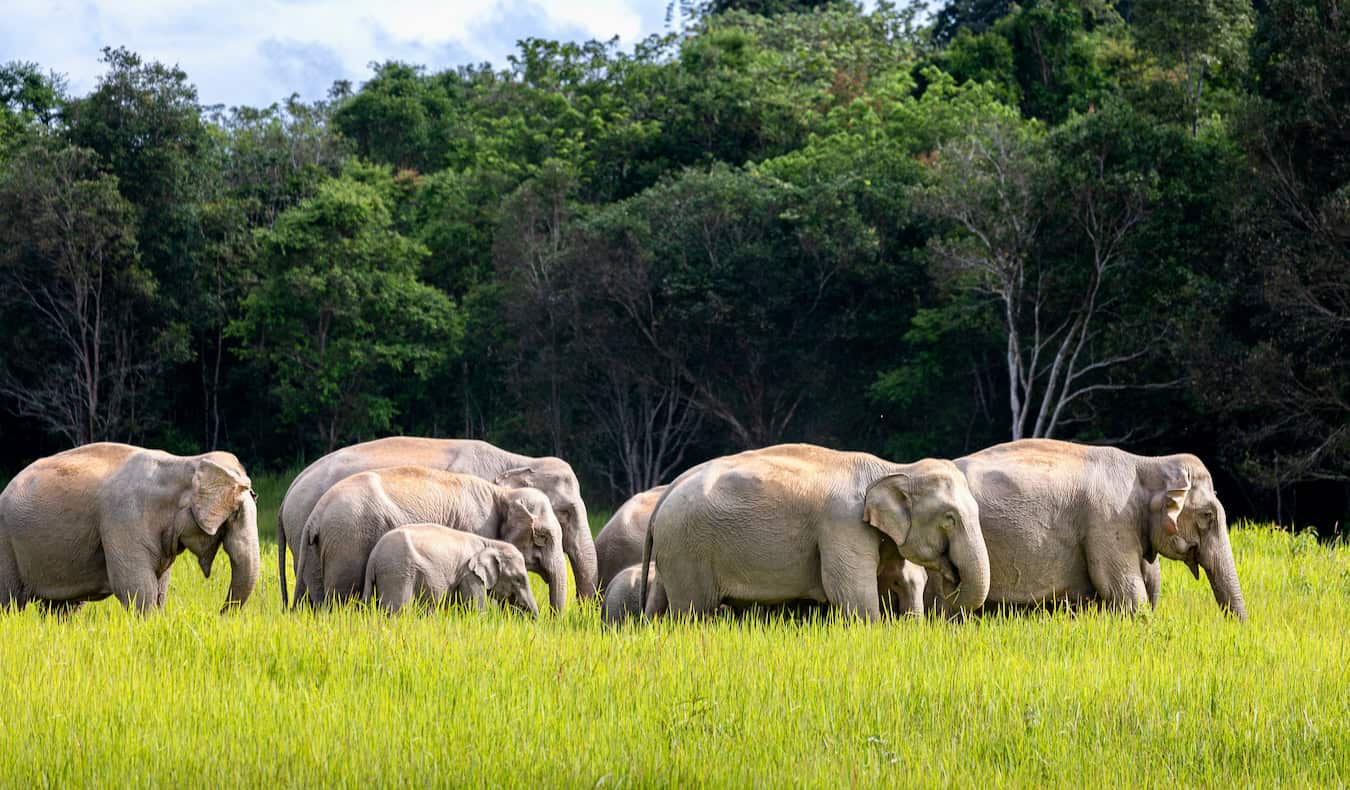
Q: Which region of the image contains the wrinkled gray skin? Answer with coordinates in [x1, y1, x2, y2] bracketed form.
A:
[294, 466, 567, 612]
[279, 437, 593, 607]
[641, 444, 989, 620]
[927, 439, 1244, 621]
[616, 483, 926, 618]
[595, 485, 667, 590]
[602, 564, 660, 625]
[877, 538, 928, 617]
[0, 443, 259, 614]
[362, 523, 539, 617]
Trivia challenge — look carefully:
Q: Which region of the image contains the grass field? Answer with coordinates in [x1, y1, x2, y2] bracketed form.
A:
[0, 474, 1347, 785]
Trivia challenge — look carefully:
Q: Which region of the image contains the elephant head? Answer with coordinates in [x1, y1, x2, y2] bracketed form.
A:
[470, 545, 539, 618]
[177, 454, 260, 612]
[864, 459, 989, 614]
[496, 487, 568, 613]
[1147, 456, 1246, 621]
[496, 459, 596, 600]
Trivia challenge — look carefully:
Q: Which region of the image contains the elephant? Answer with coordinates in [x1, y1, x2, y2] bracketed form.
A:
[278, 437, 594, 607]
[595, 485, 667, 590]
[877, 538, 928, 617]
[640, 444, 989, 620]
[293, 466, 568, 612]
[362, 523, 539, 617]
[0, 443, 259, 613]
[602, 564, 660, 625]
[927, 439, 1244, 620]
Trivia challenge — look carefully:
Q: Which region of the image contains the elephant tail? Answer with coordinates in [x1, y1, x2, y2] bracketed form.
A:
[277, 505, 289, 609]
[639, 482, 680, 617]
[361, 550, 377, 606]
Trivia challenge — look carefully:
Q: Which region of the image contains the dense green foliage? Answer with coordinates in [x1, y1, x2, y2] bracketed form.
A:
[0, 1, 1345, 525]
[0, 498, 1345, 783]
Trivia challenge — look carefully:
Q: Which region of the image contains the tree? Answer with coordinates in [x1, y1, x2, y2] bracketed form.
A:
[564, 165, 872, 450]
[931, 0, 1015, 44]
[1134, 0, 1254, 135]
[492, 161, 579, 456]
[228, 170, 462, 453]
[1208, 0, 1350, 501]
[331, 62, 457, 172]
[0, 62, 66, 156]
[0, 143, 164, 444]
[698, 0, 846, 17]
[912, 107, 1166, 441]
[65, 47, 210, 280]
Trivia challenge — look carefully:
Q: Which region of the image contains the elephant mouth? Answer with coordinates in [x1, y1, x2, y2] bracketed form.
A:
[935, 556, 960, 587]
[1184, 546, 1201, 580]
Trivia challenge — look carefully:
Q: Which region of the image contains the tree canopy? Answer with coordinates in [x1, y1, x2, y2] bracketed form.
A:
[0, 0, 1344, 528]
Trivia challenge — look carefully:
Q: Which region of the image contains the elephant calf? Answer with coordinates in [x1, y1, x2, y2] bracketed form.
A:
[0, 443, 259, 613]
[877, 539, 928, 617]
[595, 485, 667, 591]
[363, 524, 538, 616]
[602, 564, 661, 625]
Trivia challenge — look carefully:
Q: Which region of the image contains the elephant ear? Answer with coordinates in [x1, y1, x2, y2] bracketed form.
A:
[192, 459, 248, 536]
[468, 548, 502, 590]
[1150, 465, 1192, 536]
[863, 473, 913, 549]
[508, 495, 548, 547]
[495, 466, 535, 489]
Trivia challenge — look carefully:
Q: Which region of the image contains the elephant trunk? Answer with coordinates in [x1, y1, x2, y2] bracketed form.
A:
[562, 500, 598, 601]
[544, 551, 568, 614]
[221, 499, 260, 613]
[511, 590, 540, 618]
[1198, 519, 1246, 622]
[947, 517, 990, 614]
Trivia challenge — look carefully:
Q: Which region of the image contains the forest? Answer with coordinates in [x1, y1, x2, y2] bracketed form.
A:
[0, 0, 1345, 529]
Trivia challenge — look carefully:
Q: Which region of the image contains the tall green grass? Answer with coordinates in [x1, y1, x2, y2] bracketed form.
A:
[0, 479, 1345, 785]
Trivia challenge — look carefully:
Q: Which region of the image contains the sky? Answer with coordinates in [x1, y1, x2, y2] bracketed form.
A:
[1, 0, 672, 108]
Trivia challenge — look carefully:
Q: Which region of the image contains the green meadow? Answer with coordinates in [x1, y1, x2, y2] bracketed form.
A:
[1, 476, 1346, 786]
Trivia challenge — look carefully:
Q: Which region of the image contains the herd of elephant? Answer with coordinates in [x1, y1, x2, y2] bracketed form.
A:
[0, 435, 1246, 624]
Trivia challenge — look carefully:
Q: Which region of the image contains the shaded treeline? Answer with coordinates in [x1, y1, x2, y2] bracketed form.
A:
[0, 0, 1345, 529]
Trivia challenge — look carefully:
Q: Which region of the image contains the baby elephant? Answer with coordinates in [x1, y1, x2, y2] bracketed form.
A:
[602, 564, 661, 625]
[362, 524, 539, 617]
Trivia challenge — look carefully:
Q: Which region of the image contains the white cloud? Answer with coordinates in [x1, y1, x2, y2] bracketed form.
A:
[1, 0, 657, 107]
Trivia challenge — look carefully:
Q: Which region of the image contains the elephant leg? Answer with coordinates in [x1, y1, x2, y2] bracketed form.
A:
[654, 557, 718, 619]
[0, 542, 25, 611]
[324, 559, 365, 608]
[156, 568, 172, 609]
[1142, 557, 1161, 610]
[922, 570, 944, 618]
[1087, 555, 1147, 615]
[109, 564, 163, 614]
[643, 574, 669, 619]
[377, 574, 417, 615]
[820, 537, 881, 621]
[296, 542, 325, 609]
[35, 599, 84, 618]
[450, 576, 486, 613]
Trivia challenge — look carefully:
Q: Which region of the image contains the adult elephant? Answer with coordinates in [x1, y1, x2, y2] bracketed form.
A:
[293, 467, 568, 612]
[934, 439, 1245, 620]
[0, 443, 259, 613]
[595, 485, 667, 590]
[641, 444, 989, 620]
[278, 437, 594, 606]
